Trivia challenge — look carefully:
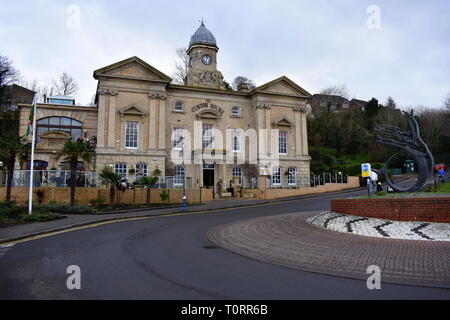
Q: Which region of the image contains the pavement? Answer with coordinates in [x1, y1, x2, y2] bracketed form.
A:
[208, 212, 450, 288]
[0, 188, 363, 245]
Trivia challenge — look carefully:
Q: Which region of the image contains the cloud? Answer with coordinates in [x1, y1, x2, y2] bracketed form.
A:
[2, 0, 449, 107]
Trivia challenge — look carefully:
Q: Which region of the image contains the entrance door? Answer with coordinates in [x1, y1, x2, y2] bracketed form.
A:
[203, 164, 215, 188]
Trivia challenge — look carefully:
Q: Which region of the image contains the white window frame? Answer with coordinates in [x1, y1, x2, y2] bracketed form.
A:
[136, 162, 148, 179]
[172, 128, 185, 150]
[272, 167, 281, 186]
[232, 167, 242, 184]
[125, 121, 139, 149]
[288, 167, 297, 185]
[202, 124, 213, 149]
[231, 106, 240, 117]
[174, 166, 184, 186]
[231, 129, 241, 153]
[115, 163, 128, 180]
[174, 101, 184, 112]
[279, 131, 288, 155]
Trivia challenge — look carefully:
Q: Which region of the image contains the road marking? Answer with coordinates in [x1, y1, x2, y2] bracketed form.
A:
[0, 189, 363, 247]
[0, 244, 14, 258]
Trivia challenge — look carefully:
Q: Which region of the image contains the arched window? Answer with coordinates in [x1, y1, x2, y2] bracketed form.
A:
[136, 162, 148, 179]
[272, 167, 281, 186]
[36, 117, 83, 142]
[232, 167, 242, 184]
[288, 167, 297, 185]
[115, 163, 128, 180]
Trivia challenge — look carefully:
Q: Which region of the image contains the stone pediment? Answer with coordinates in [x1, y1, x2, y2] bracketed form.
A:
[37, 130, 71, 150]
[94, 56, 172, 83]
[253, 76, 311, 98]
[272, 117, 294, 127]
[118, 104, 148, 116]
[196, 109, 221, 120]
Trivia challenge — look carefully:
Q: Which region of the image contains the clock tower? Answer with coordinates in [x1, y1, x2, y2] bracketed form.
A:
[186, 22, 225, 90]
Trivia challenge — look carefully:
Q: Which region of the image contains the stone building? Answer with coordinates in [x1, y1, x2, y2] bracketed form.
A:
[18, 23, 312, 191]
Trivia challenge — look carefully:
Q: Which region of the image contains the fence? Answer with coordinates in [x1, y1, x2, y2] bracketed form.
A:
[266, 173, 349, 189]
[1, 170, 348, 190]
[1, 170, 193, 189]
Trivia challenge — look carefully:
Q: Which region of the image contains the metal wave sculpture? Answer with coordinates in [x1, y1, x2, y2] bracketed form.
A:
[374, 110, 434, 192]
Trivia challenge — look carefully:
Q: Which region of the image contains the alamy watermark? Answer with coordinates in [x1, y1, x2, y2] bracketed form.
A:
[366, 5, 381, 30]
[366, 265, 381, 290]
[170, 122, 282, 172]
[66, 5, 82, 31]
[66, 265, 81, 290]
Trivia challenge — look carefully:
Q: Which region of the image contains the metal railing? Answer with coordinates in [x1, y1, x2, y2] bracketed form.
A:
[266, 173, 349, 189]
[2, 170, 98, 188]
[1, 170, 193, 189]
[1, 170, 348, 189]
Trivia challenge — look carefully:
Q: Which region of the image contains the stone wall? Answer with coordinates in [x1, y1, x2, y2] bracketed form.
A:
[331, 197, 450, 223]
[0, 187, 214, 205]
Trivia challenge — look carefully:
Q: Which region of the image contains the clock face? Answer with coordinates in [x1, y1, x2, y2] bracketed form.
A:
[201, 55, 212, 65]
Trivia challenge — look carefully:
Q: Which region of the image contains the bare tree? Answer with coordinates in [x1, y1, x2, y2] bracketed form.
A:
[39, 82, 57, 102]
[0, 55, 20, 87]
[232, 76, 256, 91]
[172, 47, 190, 85]
[18, 78, 57, 102]
[318, 85, 351, 113]
[57, 72, 78, 96]
[319, 85, 350, 100]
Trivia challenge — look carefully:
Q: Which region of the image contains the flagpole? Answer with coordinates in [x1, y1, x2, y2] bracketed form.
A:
[28, 95, 38, 215]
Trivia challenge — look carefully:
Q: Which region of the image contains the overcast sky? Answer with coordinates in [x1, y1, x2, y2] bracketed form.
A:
[1, 0, 449, 108]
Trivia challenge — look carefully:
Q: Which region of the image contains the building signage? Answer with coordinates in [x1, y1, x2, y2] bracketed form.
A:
[191, 103, 224, 115]
[361, 163, 371, 178]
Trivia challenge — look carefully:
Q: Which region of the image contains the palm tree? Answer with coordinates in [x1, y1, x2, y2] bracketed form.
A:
[56, 140, 93, 206]
[99, 166, 124, 208]
[0, 134, 29, 202]
[139, 176, 159, 206]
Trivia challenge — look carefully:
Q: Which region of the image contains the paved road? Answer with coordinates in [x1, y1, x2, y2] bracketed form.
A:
[1, 190, 449, 300]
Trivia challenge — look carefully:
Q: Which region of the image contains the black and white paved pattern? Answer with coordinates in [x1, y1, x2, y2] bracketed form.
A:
[307, 212, 450, 241]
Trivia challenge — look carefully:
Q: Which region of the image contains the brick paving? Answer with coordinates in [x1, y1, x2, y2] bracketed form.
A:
[207, 211, 450, 288]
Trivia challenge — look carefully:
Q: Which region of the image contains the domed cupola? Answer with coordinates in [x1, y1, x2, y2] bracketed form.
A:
[188, 22, 218, 50]
[186, 22, 224, 90]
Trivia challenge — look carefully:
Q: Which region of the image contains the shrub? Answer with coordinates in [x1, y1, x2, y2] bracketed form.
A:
[160, 190, 169, 203]
[89, 198, 105, 207]
[40, 203, 94, 215]
[0, 201, 22, 219]
[20, 213, 65, 223]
